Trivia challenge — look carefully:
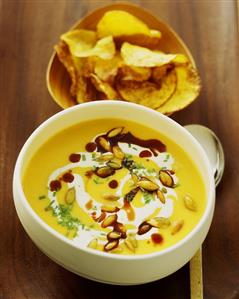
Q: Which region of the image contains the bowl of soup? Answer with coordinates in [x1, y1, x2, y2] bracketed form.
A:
[13, 101, 215, 285]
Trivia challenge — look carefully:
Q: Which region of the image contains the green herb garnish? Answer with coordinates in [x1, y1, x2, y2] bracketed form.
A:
[143, 191, 155, 204]
[128, 143, 132, 148]
[38, 195, 46, 200]
[82, 154, 86, 161]
[91, 152, 96, 159]
[44, 200, 54, 211]
[93, 177, 104, 184]
[147, 168, 156, 174]
[125, 153, 133, 159]
[163, 154, 170, 162]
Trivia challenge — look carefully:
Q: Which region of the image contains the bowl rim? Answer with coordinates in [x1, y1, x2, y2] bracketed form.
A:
[13, 101, 215, 261]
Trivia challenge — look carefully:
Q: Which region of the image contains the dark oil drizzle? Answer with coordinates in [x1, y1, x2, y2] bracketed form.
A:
[49, 180, 61, 191]
[69, 153, 81, 163]
[108, 180, 118, 189]
[151, 233, 164, 244]
[95, 131, 166, 156]
[85, 142, 97, 152]
[62, 172, 74, 183]
[139, 150, 152, 158]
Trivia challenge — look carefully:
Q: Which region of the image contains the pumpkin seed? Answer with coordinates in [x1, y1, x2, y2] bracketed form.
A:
[157, 189, 166, 204]
[114, 222, 127, 238]
[131, 173, 139, 185]
[101, 214, 118, 228]
[128, 233, 138, 248]
[147, 217, 170, 228]
[171, 220, 184, 235]
[137, 222, 152, 235]
[96, 166, 115, 178]
[107, 127, 124, 138]
[101, 205, 120, 213]
[124, 239, 136, 253]
[95, 153, 114, 162]
[159, 170, 174, 187]
[104, 240, 119, 251]
[112, 145, 125, 160]
[65, 187, 76, 204]
[102, 193, 120, 201]
[183, 194, 197, 211]
[107, 161, 122, 169]
[107, 231, 122, 240]
[87, 238, 98, 249]
[137, 179, 159, 191]
[98, 137, 111, 152]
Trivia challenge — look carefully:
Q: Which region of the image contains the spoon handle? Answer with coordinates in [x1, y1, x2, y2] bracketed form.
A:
[190, 247, 203, 299]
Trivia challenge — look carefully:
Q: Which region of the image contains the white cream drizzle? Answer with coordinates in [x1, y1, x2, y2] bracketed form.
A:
[47, 140, 178, 247]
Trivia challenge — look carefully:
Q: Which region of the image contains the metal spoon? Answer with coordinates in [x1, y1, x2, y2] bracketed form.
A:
[185, 124, 225, 187]
[184, 124, 225, 299]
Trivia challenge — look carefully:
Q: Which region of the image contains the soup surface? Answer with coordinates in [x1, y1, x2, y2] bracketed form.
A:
[23, 119, 206, 255]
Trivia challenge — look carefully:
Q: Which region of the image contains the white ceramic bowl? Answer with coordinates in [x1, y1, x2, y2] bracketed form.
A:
[13, 101, 215, 285]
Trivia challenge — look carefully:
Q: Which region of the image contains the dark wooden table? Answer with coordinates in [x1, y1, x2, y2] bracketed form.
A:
[1, 1, 238, 298]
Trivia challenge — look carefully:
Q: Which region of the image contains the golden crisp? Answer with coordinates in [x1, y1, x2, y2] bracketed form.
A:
[90, 74, 119, 99]
[61, 29, 97, 56]
[62, 30, 115, 60]
[157, 64, 201, 114]
[97, 10, 152, 37]
[121, 42, 178, 67]
[119, 65, 151, 81]
[88, 55, 122, 83]
[54, 41, 78, 96]
[97, 10, 161, 49]
[152, 64, 174, 84]
[116, 69, 177, 109]
[76, 76, 97, 103]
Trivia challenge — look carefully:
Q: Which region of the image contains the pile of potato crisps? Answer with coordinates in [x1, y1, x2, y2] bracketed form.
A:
[55, 10, 201, 114]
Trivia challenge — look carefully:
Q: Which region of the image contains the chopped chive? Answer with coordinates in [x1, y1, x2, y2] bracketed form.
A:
[147, 168, 156, 174]
[38, 195, 46, 200]
[82, 154, 86, 161]
[44, 200, 54, 211]
[143, 191, 155, 204]
[161, 187, 167, 193]
[91, 152, 96, 159]
[132, 147, 138, 151]
[128, 143, 132, 148]
[93, 177, 103, 184]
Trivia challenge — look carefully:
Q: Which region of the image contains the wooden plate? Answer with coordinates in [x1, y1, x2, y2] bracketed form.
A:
[46, 2, 195, 109]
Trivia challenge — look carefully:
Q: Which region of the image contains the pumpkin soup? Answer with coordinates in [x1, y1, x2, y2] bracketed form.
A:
[23, 119, 206, 255]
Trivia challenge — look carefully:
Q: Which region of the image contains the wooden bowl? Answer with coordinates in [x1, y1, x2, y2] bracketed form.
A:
[46, 2, 196, 109]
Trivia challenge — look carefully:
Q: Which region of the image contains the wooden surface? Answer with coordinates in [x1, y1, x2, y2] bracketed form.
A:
[0, 1, 238, 298]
